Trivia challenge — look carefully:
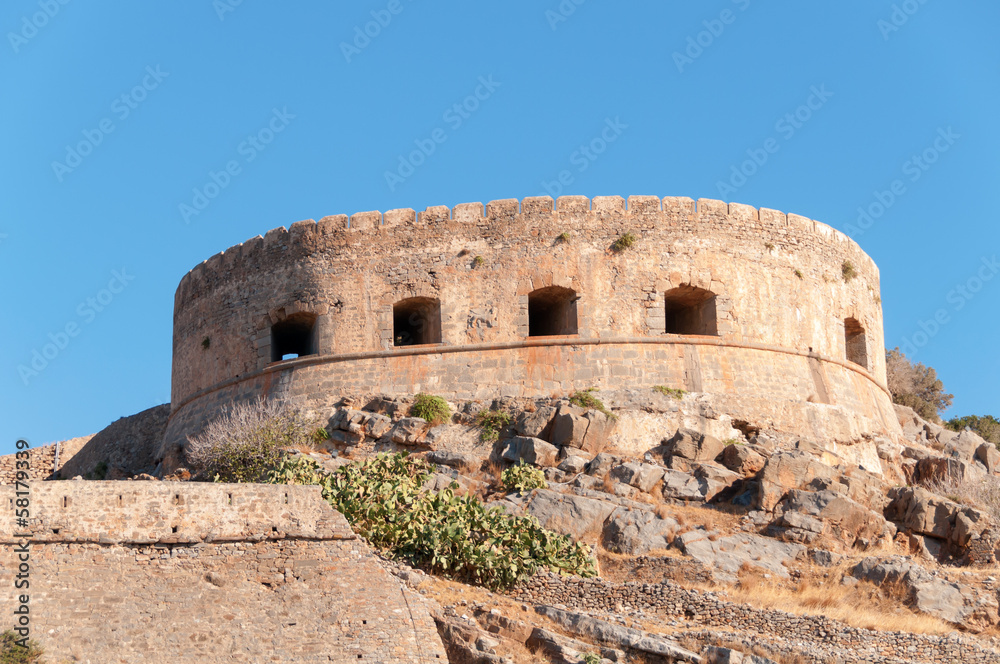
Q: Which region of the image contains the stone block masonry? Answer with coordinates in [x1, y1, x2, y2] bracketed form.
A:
[163, 194, 899, 472]
[0, 483, 447, 663]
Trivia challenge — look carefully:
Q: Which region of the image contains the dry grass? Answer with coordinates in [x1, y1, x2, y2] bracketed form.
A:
[924, 470, 1000, 521]
[723, 564, 952, 635]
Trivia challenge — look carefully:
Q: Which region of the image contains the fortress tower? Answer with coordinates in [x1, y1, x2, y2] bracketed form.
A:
[160, 195, 900, 470]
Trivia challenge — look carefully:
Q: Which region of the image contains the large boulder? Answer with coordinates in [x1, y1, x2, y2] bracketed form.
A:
[609, 462, 664, 493]
[885, 486, 991, 547]
[661, 428, 725, 462]
[719, 444, 766, 476]
[515, 406, 558, 440]
[676, 530, 805, 580]
[661, 469, 718, 502]
[602, 507, 678, 555]
[774, 489, 894, 548]
[550, 405, 614, 454]
[522, 489, 617, 541]
[501, 436, 559, 467]
[387, 417, 430, 447]
[852, 556, 973, 624]
[755, 450, 837, 511]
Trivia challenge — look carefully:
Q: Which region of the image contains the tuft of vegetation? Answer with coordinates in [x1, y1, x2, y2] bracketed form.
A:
[569, 388, 614, 419]
[0, 631, 44, 663]
[265, 453, 596, 589]
[653, 385, 686, 400]
[501, 461, 547, 493]
[311, 427, 329, 445]
[610, 232, 637, 252]
[201, 336, 211, 350]
[946, 414, 1000, 446]
[723, 438, 740, 447]
[886, 348, 953, 422]
[472, 255, 485, 268]
[89, 460, 109, 480]
[582, 654, 601, 664]
[187, 398, 313, 483]
[764, 242, 775, 251]
[409, 393, 451, 425]
[475, 409, 511, 443]
[842, 260, 857, 282]
[793, 269, 803, 280]
[924, 470, 1000, 521]
[265, 455, 326, 486]
[556, 231, 572, 243]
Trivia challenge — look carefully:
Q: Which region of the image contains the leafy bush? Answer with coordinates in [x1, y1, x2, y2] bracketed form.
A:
[723, 438, 740, 447]
[284, 453, 595, 589]
[582, 654, 601, 664]
[611, 232, 636, 252]
[476, 409, 511, 442]
[557, 231, 571, 243]
[472, 255, 486, 268]
[265, 455, 326, 486]
[946, 414, 1000, 446]
[89, 460, 108, 480]
[187, 398, 311, 483]
[410, 393, 451, 424]
[653, 386, 686, 400]
[0, 631, 44, 663]
[886, 348, 953, 422]
[311, 427, 329, 445]
[793, 269, 804, 279]
[842, 260, 857, 281]
[501, 461, 547, 493]
[569, 388, 614, 419]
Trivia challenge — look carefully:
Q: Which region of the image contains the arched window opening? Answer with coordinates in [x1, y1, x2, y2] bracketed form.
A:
[393, 297, 442, 346]
[528, 286, 579, 337]
[270, 313, 318, 361]
[845, 317, 868, 369]
[664, 285, 718, 336]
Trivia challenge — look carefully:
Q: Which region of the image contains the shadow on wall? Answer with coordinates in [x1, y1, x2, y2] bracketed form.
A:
[57, 404, 170, 479]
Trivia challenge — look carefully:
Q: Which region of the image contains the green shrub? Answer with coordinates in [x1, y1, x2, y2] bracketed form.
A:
[886, 348, 953, 422]
[265, 456, 325, 486]
[569, 388, 614, 419]
[201, 336, 211, 350]
[947, 414, 1000, 446]
[723, 438, 740, 447]
[0, 631, 44, 663]
[472, 255, 486, 268]
[611, 232, 636, 252]
[311, 427, 329, 445]
[842, 260, 857, 282]
[89, 460, 108, 480]
[187, 398, 311, 483]
[317, 453, 596, 589]
[475, 409, 511, 442]
[582, 654, 601, 664]
[653, 386, 686, 400]
[410, 393, 451, 424]
[501, 461, 547, 493]
[557, 231, 571, 243]
[793, 269, 804, 279]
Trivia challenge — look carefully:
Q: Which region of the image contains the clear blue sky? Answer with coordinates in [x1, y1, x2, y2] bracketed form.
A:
[1, 1, 997, 454]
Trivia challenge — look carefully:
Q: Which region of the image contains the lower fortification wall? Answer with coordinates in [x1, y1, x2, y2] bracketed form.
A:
[0, 483, 446, 663]
[162, 336, 900, 470]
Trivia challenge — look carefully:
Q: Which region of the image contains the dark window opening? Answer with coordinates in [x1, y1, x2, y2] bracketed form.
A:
[393, 297, 442, 346]
[664, 285, 718, 336]
[271, 312, 318, 362]
[845, 317, 868, 369]
[528, 286, 579, 337]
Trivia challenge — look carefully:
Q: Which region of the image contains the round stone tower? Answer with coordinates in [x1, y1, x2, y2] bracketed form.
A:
[160, 195, 900, 470]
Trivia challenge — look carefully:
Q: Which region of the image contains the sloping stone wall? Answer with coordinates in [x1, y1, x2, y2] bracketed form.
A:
[0, 483, 446, 663]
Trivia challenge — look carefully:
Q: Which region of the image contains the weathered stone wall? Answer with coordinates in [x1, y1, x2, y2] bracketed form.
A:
[513, 572, 997, 664]
[0, 444, 58, 485]
[0, 483, 446, 663]
[56, 404, 169, 479]
[166, 195, 896, 465]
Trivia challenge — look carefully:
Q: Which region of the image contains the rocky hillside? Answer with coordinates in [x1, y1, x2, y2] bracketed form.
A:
[52, 388, 1000, 663]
